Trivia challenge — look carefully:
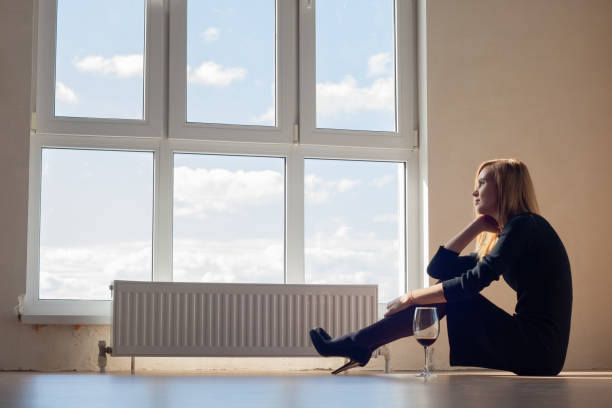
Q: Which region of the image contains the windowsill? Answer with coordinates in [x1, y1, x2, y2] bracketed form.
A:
[21, 314, 110, 325]
[22, 297, 112, 325]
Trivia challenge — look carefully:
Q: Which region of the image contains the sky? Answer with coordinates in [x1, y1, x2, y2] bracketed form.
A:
[42, 0, 403, 302]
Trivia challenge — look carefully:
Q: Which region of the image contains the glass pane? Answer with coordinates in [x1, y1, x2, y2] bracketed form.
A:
[304, 159, 404, 302]
[316, 0, 396, 132]
[55, 0, 145, 119]
[186, 0, 276, 126]
[39, 149, 153, 300]
[173, 154, 284, 283]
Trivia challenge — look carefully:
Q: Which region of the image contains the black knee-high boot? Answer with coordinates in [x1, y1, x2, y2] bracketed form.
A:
[310, 303, 447, 374]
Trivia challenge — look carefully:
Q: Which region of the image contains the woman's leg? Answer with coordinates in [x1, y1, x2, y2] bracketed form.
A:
[309, 301, 447, 373]
[352, 302, 447, 351]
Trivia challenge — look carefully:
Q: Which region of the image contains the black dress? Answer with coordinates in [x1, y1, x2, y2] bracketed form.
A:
[429, 212, 573, 375]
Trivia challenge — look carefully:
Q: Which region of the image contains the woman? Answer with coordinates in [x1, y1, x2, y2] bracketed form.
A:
[309, 158, 572, 376]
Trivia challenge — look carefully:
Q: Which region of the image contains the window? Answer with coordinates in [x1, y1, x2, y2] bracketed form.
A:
[27, 0, 422, 323]
[315, 0, 396, 131]
[173, 154, 285, 283]
[54, 0, 146, 119]
[39, 148, 153, 300]
[185, 0, 276, 126]
[304, 159, 405, 303]
[35, 0, 164, 137]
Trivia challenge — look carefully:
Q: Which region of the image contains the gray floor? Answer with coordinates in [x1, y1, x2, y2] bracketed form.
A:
[1, 371, 611, 408]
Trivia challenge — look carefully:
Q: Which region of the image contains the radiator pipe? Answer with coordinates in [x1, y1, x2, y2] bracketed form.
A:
[378, 345, 391, 373]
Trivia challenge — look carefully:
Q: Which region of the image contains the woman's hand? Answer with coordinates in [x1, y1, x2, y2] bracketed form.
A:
[473, 214, 501, 234]
[444, 214, 500, 254]
[385, 291, 413, 317]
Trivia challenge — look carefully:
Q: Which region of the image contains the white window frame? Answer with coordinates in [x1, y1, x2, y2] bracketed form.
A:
[168, 0, 296, 143]
[24, 0, 425, 324]
[298, 145, 419, 298]
[24, 133, 161, 324]
[35, 0, 165, 137]
[298, 0, 417, 149]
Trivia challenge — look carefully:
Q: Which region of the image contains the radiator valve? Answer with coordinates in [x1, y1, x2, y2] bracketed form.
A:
[98, 340, 112, 373]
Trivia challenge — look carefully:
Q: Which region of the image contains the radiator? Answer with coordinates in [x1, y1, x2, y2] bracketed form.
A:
[109, 280, 378, 358]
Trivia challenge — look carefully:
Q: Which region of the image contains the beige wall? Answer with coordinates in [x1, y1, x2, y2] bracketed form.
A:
[427, 0, 612, 370]
[1, 0, 611, 371]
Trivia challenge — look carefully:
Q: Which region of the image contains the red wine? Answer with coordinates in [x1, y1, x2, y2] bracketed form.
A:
[416, 337, 437, 347]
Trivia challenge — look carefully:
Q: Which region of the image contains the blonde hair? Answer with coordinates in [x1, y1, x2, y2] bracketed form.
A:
[475, 158, 540, 259]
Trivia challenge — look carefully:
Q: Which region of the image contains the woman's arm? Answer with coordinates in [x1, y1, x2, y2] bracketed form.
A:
[442, 214, 533, 302]
[444, 215, 499, 254]
[427, 215, 498, 280]
[386, 215, 501, 317]
[384, 283, 446, 317]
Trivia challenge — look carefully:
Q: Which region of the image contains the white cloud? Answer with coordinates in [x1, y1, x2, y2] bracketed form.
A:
[250, 106, 275, 125]
[39, 237, 284, 299]
[373, 214, 398, 223]
[367, 52, 393, 77]
[250, 82, 276, 124]
[173, 238, 283, 283]
[337, 179, 360, 192]
[372, 175, 394, 188]
[202, 27, 220, 42]
[305, 174, 361, 205]
[305, 175, 330, 204]
[316, 75, 394, 119]
[40, 241, 152, 300]
[174, 166, 283, 219]
[187, 61, 247, 86]
[39, 230, 400, 302]
[305, 225, 401, 302]
[56, 81, 78, 104]
[74, 54, 143, 78]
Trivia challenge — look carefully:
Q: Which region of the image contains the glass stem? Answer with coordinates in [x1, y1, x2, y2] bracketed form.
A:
[424, 346, 430, 375]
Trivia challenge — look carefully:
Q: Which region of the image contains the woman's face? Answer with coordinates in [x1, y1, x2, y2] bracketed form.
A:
[473, 167, 499, 220]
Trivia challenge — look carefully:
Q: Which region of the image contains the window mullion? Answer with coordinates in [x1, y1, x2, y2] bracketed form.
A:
[405, 156, 421, 291]
[298, 0, 316, 145]
[285, 149, 305, 284]
[153, 139, 173, 282]
[25, 135, 43, 309]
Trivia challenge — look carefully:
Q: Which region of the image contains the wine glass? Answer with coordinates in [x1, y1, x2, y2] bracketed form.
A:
[413, 307, 440, 378]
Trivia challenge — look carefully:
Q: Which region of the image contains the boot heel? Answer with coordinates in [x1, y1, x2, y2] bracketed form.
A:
[332, 360, 361, 375]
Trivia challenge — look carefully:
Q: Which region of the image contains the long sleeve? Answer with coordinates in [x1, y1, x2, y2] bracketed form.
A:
[427, 246, 478, 280]
[442, 214, 534, 302]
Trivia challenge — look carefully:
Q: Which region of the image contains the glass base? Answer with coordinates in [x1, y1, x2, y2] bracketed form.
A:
[415, 371, 437, 378]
